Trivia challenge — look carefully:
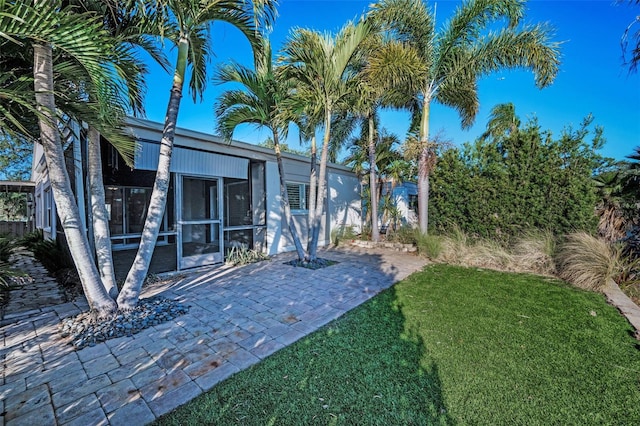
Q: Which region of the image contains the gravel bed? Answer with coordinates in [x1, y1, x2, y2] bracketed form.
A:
[283, 258, 338, 270]
[60, 296, 189, 349]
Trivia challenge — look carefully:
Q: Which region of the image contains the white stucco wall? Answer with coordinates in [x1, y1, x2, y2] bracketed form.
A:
[328, 171, 362, 237]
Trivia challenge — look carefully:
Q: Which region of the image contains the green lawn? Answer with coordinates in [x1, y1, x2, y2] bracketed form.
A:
[156, 265, 640, 425]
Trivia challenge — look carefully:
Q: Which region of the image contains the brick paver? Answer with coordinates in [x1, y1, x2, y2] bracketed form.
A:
[1, 245, 428, 425]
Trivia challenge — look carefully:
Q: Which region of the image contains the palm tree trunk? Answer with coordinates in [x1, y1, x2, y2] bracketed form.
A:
[33, 42, 116, 316]
[117, 35, 188, 310]
[273, 133, 306, 260]
[418, 97, 431, 233]
[88, 127, 118, 298]
[368, 114, 379, 242]
[306, 135, 317, 253]
[309, 106, 332, 261]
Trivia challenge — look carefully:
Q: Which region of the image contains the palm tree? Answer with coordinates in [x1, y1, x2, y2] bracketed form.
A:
[344, 126, 403, 234]
[214, 39, 307, 261]
[117, 0, 276, 309]
[2, 0, 140, 316]
[369, 0, 560, 233]
[481, 102, 521, 141]
[621, 0, 640, 73]
[80, 0, 169, 300]
[280, 19, 371, 261]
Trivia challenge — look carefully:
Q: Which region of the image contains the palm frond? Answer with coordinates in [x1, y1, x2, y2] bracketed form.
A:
[472, 24, 561, 88]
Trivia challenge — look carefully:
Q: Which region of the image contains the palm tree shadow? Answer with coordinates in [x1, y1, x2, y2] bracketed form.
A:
[383, 285, 454, 424]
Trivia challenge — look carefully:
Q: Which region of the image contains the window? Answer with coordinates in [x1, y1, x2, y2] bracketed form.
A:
[224, 178, 252, 227]
[43, 187, 52, 229]
[286, 183, 310, 211]
[105, 186, 168, 247]
[408, 194, 418, 213]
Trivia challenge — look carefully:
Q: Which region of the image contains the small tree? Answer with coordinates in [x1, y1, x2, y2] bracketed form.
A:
[215, 39, 307, 261]
[369, 0, 561, 233]
[280, 20, 371, 261]
[117, 0, 276, 310]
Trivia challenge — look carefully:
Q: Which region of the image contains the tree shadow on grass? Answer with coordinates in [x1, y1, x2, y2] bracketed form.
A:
[155, 285, 453, 425]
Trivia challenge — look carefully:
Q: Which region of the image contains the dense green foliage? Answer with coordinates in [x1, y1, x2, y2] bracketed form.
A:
[156, 265, 640, 425]
[430, 113, 607, 239]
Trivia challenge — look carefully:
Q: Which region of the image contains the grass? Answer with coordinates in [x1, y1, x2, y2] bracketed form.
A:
[156, 265, 640, 425]
[557, 232, 623, 291]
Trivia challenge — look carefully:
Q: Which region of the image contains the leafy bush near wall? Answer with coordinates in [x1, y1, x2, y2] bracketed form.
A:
[0, 235, 13, 262]
[429, 115, 606, 240]
[225, 246, 268, 266]
[331, 225, 359, 246]
[20, 231, 73, 274]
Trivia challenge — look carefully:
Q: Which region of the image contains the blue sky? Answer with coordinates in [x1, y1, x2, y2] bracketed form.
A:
[141, 0, 640, 161]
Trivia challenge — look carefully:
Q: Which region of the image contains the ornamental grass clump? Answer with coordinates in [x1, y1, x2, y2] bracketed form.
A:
[511, 230, 557, 275]
[415, 231, 442, 259]
[556, 232, 622, 291]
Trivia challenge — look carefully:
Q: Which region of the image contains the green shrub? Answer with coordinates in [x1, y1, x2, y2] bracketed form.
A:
[19, 229, 44, 246]
[0, 236, 13, 262]
[225, 246, 268, 266]
[331, 225, 358, 246]
[415, 232, 442, 259]
[29, 238, 73, 273]
[0, 261, 21, 290]
[386, 225, 417, 245]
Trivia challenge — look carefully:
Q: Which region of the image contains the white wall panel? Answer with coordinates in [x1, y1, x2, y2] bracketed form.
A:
[135, 141, 248, 179]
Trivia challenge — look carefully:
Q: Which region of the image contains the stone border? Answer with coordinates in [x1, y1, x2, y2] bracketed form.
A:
[348, 240, 417, 253]
[603, 278, 640, 339]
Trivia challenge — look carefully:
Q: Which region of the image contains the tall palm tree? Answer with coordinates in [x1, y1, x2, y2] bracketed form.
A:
[369, 0, 560, 233]
[2, 0, 141, 315]
[78, 0, 169, 300]
[117, 0, 276, 309]
[214, 39, 307, 261]
[280, 19, 371, 261]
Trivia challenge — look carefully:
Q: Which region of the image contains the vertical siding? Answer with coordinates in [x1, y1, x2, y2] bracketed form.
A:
[135, 141, 248, 179]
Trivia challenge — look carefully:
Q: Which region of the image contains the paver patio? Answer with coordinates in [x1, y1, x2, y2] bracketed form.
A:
[0, 245, 427, 425]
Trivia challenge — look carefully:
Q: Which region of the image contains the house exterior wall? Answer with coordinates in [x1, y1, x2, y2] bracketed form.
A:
[381, 181, 418, 227]
[328, 171, 362, 236]
[31, 117, 362, 273]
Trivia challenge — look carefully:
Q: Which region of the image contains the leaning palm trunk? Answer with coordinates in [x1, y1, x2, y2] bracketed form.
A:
[33, 42, 117, 316]
[88, 127, 118, 298]
[273, 133, 307, 260]
[368, 114, 380, 242]
[117, 36, 189, 310]
[308, 108, 332, 261]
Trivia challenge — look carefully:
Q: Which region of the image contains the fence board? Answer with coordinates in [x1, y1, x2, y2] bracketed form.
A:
[0, 221, 31, 238]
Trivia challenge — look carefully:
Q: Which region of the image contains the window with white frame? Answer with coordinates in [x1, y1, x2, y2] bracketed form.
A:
[286, 182, 310, 212]
[43, 187, 52, 229]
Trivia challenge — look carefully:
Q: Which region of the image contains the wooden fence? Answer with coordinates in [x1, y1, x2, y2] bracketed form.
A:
[0, 221, 32, 238]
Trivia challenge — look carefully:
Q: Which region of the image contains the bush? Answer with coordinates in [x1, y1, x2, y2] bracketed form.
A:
[511, 230, 557, 275]
[556, 232, 622, 291]
[415, 231, 442, 259]
[331, 225, 358, 246]
[385, 225, 418, 245]
[29, 238, 73, 274]
[225, 246, 268, 266]
[434, 226, 559, 275]
[0, 236, 13, 262]
[18, 229, 44, 246]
